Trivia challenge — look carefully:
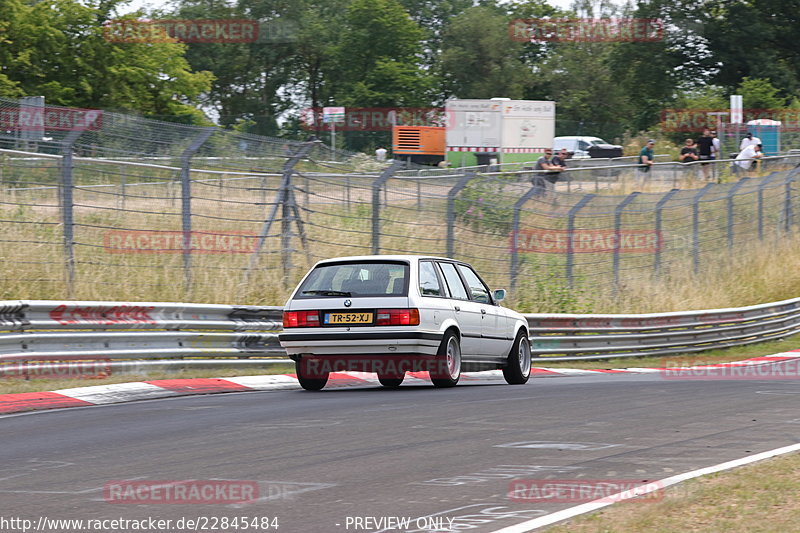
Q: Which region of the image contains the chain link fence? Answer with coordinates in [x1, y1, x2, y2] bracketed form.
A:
[1, 97, 799, 307]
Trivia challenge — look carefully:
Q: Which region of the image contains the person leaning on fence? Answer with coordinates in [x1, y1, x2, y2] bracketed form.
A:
[637, 139, 655, 175]
[679, 138, 699, 163]
[740, 132, 761, 152]
[735, 143, 763, 173]
[532, 149, 565, 196]
[696, 129, 714, 179]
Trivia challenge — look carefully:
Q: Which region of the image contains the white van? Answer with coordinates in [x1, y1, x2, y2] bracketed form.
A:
[553, 136, 614, 159]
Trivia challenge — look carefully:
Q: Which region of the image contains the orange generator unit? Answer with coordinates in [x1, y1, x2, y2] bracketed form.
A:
[392, 125, 445, 165]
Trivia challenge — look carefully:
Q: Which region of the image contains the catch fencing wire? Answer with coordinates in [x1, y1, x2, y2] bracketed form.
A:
[1, 96, 800, 302]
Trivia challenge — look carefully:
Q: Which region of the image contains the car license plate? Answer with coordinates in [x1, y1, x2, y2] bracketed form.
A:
[325, 312, 373, 325]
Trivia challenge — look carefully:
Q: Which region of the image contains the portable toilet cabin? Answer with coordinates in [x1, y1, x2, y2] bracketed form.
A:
[746, 118, 781, 156]
[445, 99, 555, 167]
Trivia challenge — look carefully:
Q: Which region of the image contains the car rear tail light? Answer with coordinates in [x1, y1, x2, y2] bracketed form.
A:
[376, 308, 420, 326]
[283, 310, 320, 328]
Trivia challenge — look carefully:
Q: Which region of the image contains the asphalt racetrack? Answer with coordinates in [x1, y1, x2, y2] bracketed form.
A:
[3, 364, 800, 532]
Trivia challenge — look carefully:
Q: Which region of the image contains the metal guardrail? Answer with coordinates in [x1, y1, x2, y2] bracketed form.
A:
[0, 301, 284, 362]
[1, 298, 799, 367]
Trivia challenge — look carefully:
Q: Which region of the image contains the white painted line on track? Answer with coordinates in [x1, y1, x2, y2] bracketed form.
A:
[489, 441, 800, 532]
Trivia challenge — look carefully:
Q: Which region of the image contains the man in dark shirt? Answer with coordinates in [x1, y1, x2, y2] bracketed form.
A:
[696, 129, 714, 179]
[679, 138, 699, 163]
[532, 149, 565, 196]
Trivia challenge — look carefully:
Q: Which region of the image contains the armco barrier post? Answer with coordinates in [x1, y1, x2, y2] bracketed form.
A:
[613, 192, 640, 290]
[510, 184, 544, 293]
[60, 129, 84, 298]
[692, 183, 715, 274]
[726, 178, 749, 249]
[654, 188, 679, 277]
[370, 160, 404, 254]
[180, 128, 215, 297]
[566, 194, 595, 288]
[445, 172, 477, 258]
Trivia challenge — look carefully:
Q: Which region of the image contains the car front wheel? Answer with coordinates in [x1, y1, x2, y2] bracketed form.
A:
[503, 330, 531, 385]
[295, 358, 329, 391]
[431, 331, 461, 388]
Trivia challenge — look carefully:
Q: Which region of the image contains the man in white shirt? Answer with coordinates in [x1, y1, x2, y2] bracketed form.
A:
[739, 132, 761, 151]
[735, 143, 762, 171]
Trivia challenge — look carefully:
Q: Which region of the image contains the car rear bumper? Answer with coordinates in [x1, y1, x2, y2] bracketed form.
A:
[279, 331, 443, 357]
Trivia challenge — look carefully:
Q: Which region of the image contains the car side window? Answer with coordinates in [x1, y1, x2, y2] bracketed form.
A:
[438, 262, 469, 300]
[456, 264, 492, 304]
[419, 261, 443, 297]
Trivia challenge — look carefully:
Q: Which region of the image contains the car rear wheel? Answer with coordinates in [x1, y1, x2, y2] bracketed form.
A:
[295, 358, 329, 391]
[378, 374, 405, 388]
[431, 331, 461, 388]
[503, 330, 531, 385]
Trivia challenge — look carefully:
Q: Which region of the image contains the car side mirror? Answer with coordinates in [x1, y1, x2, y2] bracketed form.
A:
[493, 289, 506, 302]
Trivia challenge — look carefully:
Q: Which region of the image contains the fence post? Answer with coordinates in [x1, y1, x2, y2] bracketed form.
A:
[371, 161, 404, 254]
[654, 188, 680, 276]
[613, 192, 640, 289]
[243, 141, 315, 290]
[692, 183, 716, 274]
[510, 184, 544, 293]
[784, 172, 797, 233]
[756, 172, 779, 240]
[566, 194, 595, 287]
[180, 127, 215, 296]
[726, 178, 749, 249]
[59, 129, 83, 298]
[445, 172, 477, 258]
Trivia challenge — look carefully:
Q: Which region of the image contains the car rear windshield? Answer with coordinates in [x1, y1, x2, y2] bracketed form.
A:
[295, 261, 409, 297]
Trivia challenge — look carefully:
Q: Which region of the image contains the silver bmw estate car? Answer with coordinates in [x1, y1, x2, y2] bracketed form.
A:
[279, 255, 532, 390]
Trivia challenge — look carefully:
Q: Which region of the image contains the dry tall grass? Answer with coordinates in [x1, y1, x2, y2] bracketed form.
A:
[1, 155, 797, 314]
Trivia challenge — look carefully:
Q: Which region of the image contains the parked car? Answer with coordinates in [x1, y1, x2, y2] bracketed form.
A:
[279, 255, 531, 390]
[553, 136, 623, 159]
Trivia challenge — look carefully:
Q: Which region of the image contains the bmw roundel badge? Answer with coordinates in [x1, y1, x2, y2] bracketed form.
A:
[344, 299, 352, 307]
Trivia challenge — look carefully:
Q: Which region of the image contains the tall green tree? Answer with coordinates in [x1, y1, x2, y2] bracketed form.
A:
[437, 5, 534, 100]
[331, 0, 431, 107]
[0, 0, 213, 121]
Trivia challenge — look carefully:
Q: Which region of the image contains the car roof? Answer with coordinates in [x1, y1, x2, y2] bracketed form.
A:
[313, 254, 454, 265]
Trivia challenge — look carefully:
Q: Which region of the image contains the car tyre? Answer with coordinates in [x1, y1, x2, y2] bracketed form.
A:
[295, 358, 328, 391]
[378, 374, 405, 388]
[503, 330, 531, 385]
[431, 331, 461, 388]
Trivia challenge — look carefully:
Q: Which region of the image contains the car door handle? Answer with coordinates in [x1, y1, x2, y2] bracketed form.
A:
[454, 306, 460, 312]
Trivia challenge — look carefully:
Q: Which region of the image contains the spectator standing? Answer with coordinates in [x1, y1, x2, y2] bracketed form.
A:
[679, 138, 699, 163]
[739, 132, 761, 152]
[711, 130, 721, 160]
[548, 148, 569, 192]
[735, 143, 763, 173]
[696, 129, 714, 179]
[638, 139, 655, 174]
[532, 149, 564, 197]
[375, 146, 387, 161]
